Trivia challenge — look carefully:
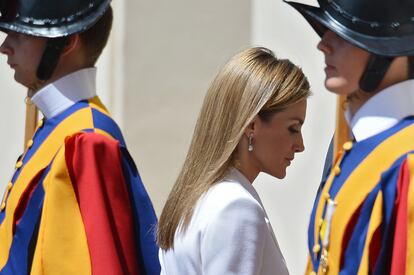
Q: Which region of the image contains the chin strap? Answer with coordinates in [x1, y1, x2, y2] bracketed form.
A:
[36, 37, 69, 81]
[359, 55, 394, 92]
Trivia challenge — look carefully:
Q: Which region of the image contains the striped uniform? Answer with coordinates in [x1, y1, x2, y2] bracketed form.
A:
[307, 116, 414, 275]
[0, 97, 160, 274]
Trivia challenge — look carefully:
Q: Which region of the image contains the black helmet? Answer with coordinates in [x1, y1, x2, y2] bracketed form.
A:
[0, 0, 111, 80]
[285, 0, 414, 57]
[285, 0, 414, 91]
[0, 0, 111, 37]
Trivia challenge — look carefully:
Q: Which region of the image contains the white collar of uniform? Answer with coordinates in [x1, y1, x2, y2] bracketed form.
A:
[31, 67, 97, 119]
[345, 79, 414, 142]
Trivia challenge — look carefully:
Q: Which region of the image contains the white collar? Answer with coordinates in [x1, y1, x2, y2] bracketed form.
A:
[31, 68, 97, 119]
[226, 168, 264, 207]
[346, 80, 414, 142]
[225, 167, 284, 258]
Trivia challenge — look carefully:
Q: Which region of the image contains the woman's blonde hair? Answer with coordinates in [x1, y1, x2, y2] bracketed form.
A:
[157, 47, 310, 249]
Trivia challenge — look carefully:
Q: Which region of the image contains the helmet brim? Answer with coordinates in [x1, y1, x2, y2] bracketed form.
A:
[0, 0, 110, 38]
[285, 0, 414, 57]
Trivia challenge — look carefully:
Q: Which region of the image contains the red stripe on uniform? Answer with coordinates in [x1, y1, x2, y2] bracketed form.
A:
[390, 159, 409, 275]
[65, 133, 140, 275]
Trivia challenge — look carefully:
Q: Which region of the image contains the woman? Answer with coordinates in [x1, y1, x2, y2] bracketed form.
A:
[157, 47, 310, 275]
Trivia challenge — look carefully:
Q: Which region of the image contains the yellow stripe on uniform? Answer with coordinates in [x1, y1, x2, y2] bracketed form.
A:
[88, 96, 110, 115]
[357, 192, 383, 275]
[30, 147, 91, 274]
[0, 107, 94, 270]
[305, 254, 314, 274]
[325, 124, 414, 275]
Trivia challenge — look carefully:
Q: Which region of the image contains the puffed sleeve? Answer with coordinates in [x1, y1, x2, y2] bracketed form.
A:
[30, 132, 150, 275]
[200, 196, 267, 275]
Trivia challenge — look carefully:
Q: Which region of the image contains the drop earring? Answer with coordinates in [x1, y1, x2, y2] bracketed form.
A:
[248, 133, 253, 152]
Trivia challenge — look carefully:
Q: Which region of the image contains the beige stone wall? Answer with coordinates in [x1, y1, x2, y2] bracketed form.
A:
[121, 0, 252, 215]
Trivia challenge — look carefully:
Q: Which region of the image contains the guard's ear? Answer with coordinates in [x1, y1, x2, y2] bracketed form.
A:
[60, 34, 80, 57]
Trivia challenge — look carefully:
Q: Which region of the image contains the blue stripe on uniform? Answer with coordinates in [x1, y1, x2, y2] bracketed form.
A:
[0, 164, 51, 274]
[91, 108, 126, 146]
[308, 116, 414, 271]
[0, 101, 89, 225]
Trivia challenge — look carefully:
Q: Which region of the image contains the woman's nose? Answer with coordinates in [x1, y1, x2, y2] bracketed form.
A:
[295, 134, 305, 153]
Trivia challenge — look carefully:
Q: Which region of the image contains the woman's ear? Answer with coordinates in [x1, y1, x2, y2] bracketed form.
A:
[61, 34, 80, 57]
[244, 115, 259, 137]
